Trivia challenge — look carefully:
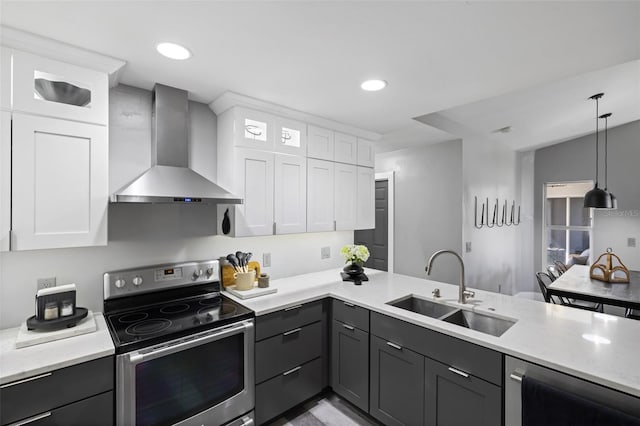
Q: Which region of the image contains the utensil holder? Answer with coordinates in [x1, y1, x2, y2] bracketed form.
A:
[234, 271, 256, 291]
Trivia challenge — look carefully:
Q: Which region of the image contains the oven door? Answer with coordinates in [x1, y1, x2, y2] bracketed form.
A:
[116, 319, 254, 426]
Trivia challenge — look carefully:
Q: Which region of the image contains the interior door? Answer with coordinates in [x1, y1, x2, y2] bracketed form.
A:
[355, 179, 389, 271]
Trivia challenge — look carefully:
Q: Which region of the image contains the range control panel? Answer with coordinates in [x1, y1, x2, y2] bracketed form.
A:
[104, 260, 220, 300]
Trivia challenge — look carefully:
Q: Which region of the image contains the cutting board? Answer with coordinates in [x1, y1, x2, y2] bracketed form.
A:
[221, 261, 261, 287]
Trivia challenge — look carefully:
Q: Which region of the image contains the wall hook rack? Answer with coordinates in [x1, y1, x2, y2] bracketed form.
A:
[474, 196, 521, 228]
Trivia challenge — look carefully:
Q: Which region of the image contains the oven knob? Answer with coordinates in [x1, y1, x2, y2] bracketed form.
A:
[205, 313, 213, 322]
[192, 269, 203, 281]
[205, 267, 214, 277]
[115, 279, 126, 289]
[132, 276, 143, 286]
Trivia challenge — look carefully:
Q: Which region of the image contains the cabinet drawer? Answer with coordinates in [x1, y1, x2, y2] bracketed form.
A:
[332, 299, 369, 331]
[0, 356, 113, 425]
[255, 357, 323, 425]
[256, 300, 323, 341]
[256, 321, 322, 383]
[6, 391, 113, 426]
[371, 312, 502, 385]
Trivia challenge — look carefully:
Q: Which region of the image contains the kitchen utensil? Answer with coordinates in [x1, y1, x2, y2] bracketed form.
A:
[245, 252, 253, 268]
[226, 254, 240, 272]
[236, 252, 246, 272]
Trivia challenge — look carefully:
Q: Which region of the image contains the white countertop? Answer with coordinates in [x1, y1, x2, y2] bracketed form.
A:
[226, 268, 640, 398]
[0, 312, 114, 385]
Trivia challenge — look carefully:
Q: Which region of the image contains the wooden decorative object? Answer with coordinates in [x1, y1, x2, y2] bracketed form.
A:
[590, 248, 630, 283]
[222, 261, 261, 287]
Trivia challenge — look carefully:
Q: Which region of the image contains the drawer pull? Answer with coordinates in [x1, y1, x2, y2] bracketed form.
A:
[510, 372, 524, 382]
[0, 372, 52, 389]
[386, 341, 402, 350]
[283, 327, 302, 336]
[13, 411, 52, 425]
[448, 367, 470, 378]
[239, 418, 254, 426]
[343, 301, 356, 307]
[342, 324, 355, 331]
[282, 366, 302, 376]
[284, 305, 303, 312]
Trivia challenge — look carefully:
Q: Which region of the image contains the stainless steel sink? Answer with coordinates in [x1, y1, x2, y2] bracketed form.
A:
[441, 310, 516, 337]
[387, 295, 458, 319]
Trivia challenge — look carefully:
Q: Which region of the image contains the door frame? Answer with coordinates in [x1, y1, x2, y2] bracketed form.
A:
[375, 171, 395, 273]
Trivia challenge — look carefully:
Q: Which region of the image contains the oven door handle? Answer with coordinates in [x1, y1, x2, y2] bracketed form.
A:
[128, 320, 252, 364]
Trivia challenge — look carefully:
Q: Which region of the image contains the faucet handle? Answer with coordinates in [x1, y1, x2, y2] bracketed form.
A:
[463, 290, 475, 298]
[432, 288, 441, 298]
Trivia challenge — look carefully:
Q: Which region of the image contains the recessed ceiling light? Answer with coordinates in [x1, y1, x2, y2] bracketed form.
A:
[581, 333, 611, 344]
[361, 79, 387, 92]
[156, 42, 191, 60]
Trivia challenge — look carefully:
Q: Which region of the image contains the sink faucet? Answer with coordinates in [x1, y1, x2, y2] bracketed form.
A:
[425, 249, 475, 304]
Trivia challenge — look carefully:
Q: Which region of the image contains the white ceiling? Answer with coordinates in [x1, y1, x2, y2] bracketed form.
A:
[1, 1, 639, 152]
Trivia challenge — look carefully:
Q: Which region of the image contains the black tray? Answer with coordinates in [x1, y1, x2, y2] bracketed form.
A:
[26, 307, 88, 331]
[341, 272, 369, 285]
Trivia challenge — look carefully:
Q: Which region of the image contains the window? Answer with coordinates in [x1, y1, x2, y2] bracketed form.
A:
[544, 182, 593, 268]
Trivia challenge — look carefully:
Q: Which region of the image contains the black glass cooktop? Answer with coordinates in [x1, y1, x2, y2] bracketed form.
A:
[106, 294, 253, 353]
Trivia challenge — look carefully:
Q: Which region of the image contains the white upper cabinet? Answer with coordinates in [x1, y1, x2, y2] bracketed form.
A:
[334, 132, 358, 165]
[232, 107, 275, 150]
[11, 50, 108, 126]
[0, 48, 10, 111]
[334, 163, 357, 230]
[274, 116, 307, 156]
[307, 159, 335, 232]
[357, 138, 375, 168]
[11, 113, 108, 250]
[356, 166, 375, 229]
[0, 111, 10, 251]
[274, 154, 307, 234]
[307, 125, 334, 161]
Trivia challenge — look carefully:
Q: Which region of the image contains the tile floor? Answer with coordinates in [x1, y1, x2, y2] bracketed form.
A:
[267, 392, 379, 426]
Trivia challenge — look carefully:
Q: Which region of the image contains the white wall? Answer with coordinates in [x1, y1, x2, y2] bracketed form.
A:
[534, 120, 640, 273]
[0, 85, 351, 328]
[376, 140, 462, 285]
[462, 138, 522, 295]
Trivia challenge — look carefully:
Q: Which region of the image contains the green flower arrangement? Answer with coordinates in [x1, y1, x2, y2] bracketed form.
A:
[340, 244, 370, 266]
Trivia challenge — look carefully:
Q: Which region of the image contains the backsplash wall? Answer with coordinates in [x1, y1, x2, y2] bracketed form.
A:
[0, 85, 351, 328]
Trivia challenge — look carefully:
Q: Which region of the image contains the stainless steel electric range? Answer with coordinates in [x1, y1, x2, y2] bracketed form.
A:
[103, 259, 255, 426]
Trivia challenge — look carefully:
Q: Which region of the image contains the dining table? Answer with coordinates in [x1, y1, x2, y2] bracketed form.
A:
[548, 264, 640, 311]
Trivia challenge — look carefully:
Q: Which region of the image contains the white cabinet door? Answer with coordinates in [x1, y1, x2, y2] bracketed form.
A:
[233, 148, 274, 236]
[307, 125, 334, 161]
[334, 163, 357, 230]
[12, 50, 108, 125]
[357, 138, 375, 168]
[356, 166, 375, 230]
[274, 154, 306, 234]
[233, 107, 275, 150]
[11, 113, 108, 250]
[274, 116, 307, 156]
[334, 132, 358, 165]
[0, 111, 10, 251]
[307, 159, 335, 232]
[0, 48, 11, 111]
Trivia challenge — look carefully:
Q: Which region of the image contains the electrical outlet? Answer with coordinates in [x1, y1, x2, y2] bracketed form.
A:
[321, 246, 330, 259]
[628, 237, 637, 248]
[465, 242, 472, 253]
[263, 253, 271, 267]
[37, 277, 56, 291]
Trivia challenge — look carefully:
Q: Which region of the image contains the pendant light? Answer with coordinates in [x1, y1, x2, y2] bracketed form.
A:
[583, 93, 612, 209]
[599, 112, 618, 209]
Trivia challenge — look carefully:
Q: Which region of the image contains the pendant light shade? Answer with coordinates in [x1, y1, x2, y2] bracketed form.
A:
[583, 93, 612, 208]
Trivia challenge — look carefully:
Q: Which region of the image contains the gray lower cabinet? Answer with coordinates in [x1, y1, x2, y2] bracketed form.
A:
[254, 300, 327, 425]
[331, 320, 369, 412]
[0, 356, 114, 426]
[369, 335, 425, 426]
[425, 357, 501, 426]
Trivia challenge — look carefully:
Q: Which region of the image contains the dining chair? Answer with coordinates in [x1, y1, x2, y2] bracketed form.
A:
[535, 272, 604, 312]
[625, 309, 640, 320]
[553, 260, 568, 275]
[546, 266, 558, 281]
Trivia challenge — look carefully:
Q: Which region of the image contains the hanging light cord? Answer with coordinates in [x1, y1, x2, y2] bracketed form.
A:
[603, 114, 608, 190]
[594, 96, 600, 186]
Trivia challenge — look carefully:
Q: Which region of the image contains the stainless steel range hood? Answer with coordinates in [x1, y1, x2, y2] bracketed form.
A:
[111, 84, 242, 204]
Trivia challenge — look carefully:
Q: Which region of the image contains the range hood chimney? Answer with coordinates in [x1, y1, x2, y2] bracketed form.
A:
[111, 84, 242, 204]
